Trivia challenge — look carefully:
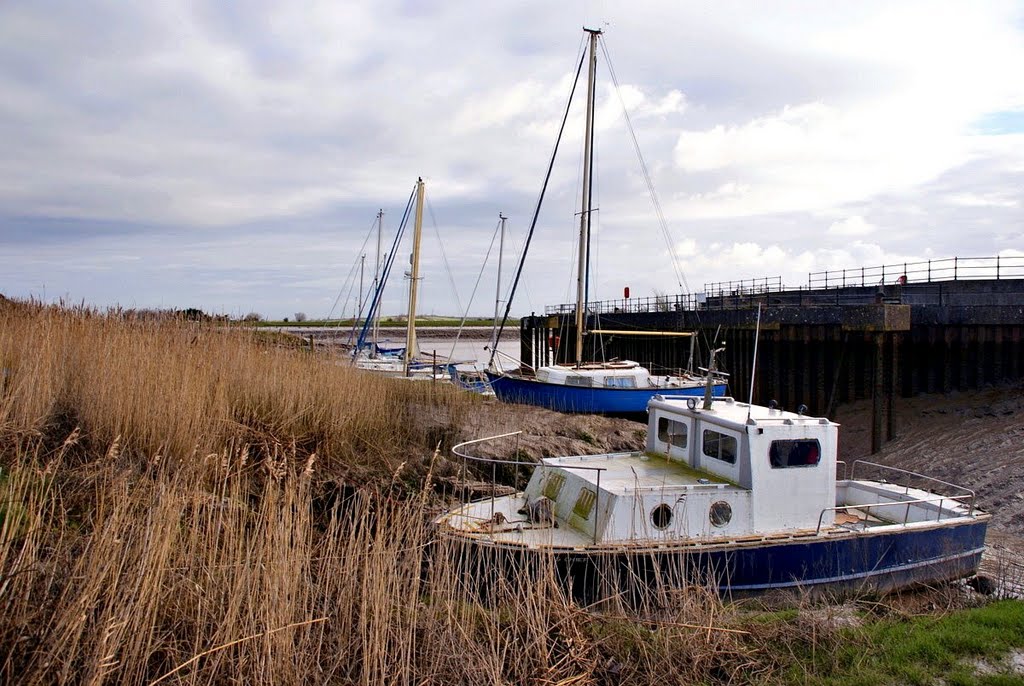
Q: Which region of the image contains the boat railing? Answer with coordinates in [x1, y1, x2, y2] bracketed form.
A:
[451, 431, 607, 544]
[848, 460, 976, 514]
[815, 492, 976, 535]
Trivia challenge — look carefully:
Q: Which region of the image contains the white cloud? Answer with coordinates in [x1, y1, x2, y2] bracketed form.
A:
[828, 216, 877, 237]
[945, 193, 1019, 208]
[0, 0, 1022, 318]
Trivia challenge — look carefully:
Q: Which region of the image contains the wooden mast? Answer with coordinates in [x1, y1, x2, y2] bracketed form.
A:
[405, 178, 425, 376]
[575, 28, 600, 367]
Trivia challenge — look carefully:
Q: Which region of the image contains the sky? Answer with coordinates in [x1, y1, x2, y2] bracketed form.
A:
[1, 1, 1023, 320]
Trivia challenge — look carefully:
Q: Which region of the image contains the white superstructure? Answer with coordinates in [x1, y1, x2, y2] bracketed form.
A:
[516, 396, 838, 544]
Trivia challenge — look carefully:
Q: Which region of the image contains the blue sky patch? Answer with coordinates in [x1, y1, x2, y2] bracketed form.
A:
[972, 110, 1024, 135]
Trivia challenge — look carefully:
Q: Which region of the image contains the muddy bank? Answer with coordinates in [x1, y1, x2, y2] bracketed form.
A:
[833, 381, 1024, 536]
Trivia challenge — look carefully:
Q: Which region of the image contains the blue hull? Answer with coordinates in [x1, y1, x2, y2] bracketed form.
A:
[447, 364, 493, 394]
[449, 520, 987, 603]
[486, 372, 726, 414]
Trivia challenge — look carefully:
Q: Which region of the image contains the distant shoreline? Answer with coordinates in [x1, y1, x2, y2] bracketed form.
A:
[267, 325, 516, 341]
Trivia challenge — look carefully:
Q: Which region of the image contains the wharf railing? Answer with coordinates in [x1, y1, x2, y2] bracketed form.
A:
[545, 293, 702, 315]
[808, 255, 1024, 289]
[703, 276, 784, 297]
[542, 255, 1024, 315]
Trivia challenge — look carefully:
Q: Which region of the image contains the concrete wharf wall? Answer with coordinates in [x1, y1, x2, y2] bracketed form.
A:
[519, 279, 1024, 452]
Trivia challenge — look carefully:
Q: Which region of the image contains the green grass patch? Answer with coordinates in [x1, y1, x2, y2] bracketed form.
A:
[794, 600, 1024, 686]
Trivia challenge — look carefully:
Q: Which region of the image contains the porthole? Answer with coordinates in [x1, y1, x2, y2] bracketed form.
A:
[709, 501, 732, 527]
[650, 503, 673, 530]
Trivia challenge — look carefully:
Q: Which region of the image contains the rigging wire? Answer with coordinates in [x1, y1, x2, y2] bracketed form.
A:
[600, 34, 717, 371]
[600, 34, 690, 296]
[326, 216, 377, 325]
[354, 184, 417, 355]
[445, 216, 503, 364]
[487, 43, 589, 369]
[426, 197, 465, 318]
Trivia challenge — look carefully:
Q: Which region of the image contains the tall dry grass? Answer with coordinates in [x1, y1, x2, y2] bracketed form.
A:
[0, 445, 773, 685]
[0, 300, 475, 480]
[0, 300, 849, 684]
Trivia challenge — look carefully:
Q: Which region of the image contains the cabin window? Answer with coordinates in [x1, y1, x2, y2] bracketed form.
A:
[565, 375, 593, 387]
[542, 472, 566, 500]
[769, 439, 821, 468]
[604, 376, 637, 388]
[657, 417, 687, 448]
[709, 501, 732, 527]
[702, 430, 737, 464]
[650, 503, 673, 529]
[572, 488, 597, 520]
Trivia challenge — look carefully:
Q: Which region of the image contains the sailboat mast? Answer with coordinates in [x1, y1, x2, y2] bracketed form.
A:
[358, 254, 365, 320]
[575, 28, 600, 367]
[405, 178, 425, 376]
[491, 213, 507, 351]
[372, 209, 383, 353]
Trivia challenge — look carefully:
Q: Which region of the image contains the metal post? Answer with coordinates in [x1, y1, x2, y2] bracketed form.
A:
[595, 471, 601, 545]
[871, 333, 885, 454]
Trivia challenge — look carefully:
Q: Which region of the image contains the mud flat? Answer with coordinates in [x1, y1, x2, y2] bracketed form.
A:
[832, 381, 1024, 591]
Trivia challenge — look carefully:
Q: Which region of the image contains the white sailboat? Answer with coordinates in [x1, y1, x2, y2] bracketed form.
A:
[353, 178, 439, 378]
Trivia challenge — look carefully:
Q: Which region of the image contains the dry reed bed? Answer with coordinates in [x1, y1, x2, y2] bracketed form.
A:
[0, 302, 837, 684]
[0, 448, 783, 685]
[0, 301, 477, 480]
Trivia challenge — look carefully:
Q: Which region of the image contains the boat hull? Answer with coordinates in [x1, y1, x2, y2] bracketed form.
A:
[485, 372, 726, 413]
[442, 519, 988, 603]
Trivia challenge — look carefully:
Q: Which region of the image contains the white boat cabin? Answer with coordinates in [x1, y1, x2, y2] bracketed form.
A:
[534, 361, 702, 390]
[520, 395, 839, 543]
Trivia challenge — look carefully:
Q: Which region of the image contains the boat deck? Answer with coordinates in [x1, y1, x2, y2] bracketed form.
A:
[542, 452, 737, 493]
[437, 484, 983, 551]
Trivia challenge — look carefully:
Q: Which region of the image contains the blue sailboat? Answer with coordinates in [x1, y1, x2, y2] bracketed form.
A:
[486, 360, 724, 414]
[486, 29, 725, 413]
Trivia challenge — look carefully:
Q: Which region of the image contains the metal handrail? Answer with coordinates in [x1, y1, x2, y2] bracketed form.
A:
[808, 255, 1024, 289]
[848, 460, 976, 514]
[541, 255, 1024, 315]
[703, 276, 784, 296]
[815, 492, 975, 534]
[451, 431, 607, 544]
